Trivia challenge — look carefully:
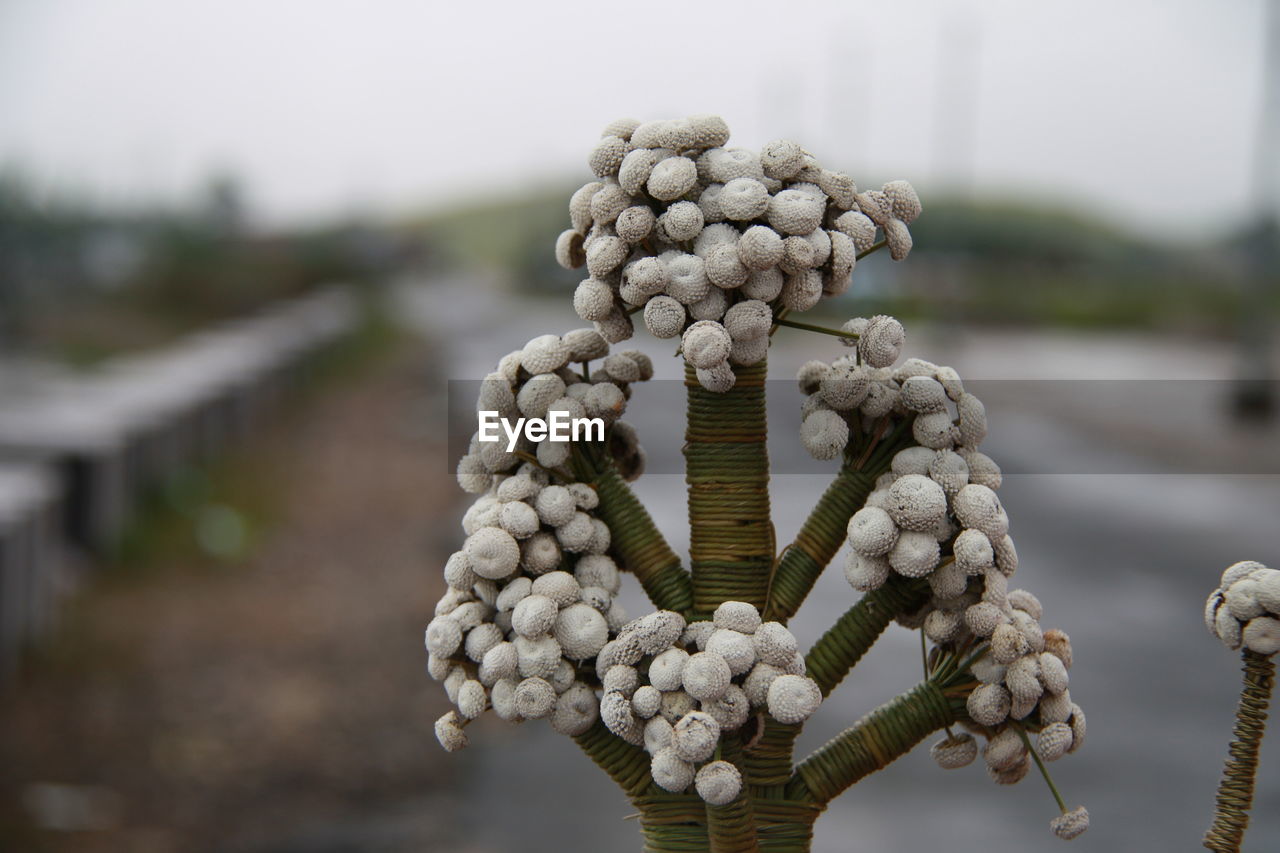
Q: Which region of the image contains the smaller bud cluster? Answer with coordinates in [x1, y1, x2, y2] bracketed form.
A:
[925, 584, 1087, 840]
[1205, 560, 1280, 655]
[559, 114, 920, 392]
[597, 601, 819, 803]
[795, 320, 991, 462]
[455, 328, 651, 493]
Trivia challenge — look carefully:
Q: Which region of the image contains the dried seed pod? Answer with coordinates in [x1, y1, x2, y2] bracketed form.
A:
[882, 179, 922, 223]
[651, 746, 695, 792]
[590, 184, 630, 225]
[760, 139, 805, 179]
[953, 485, 1008, 540]
[624, 610, 687, 655]
[1039, 689, 1073, 724]
[712, 601, 762, 634]
[464, 527, 521, 580]
[516, 634, 562, 680]
[649, 647, 690, 692]
[682, 321, 732, 369]
[738, 225, 784, 270]
[457, 679, 488, 719]
[800, 409, 850, 460]
[615, 205, 656, 244]
[931, 732, 978, 769]
[847, 506, 900, 557]
[695, 760, 743, 805]
[708, 147, 764, 182]
[967, 682, 1012, 726]
[574, 279, 616, 322]
[749, 622, 797, 669]
[858, 315, 905, 368]
[706, 629, 756, 676]
[514, 677, 557, 719]
[603, 664, 639, 697]
[644, 715, 674, 753]
[1050, 806, 1090, 840]
[983, 727, 1027, 771]
[569, 181, 604, 233]
[886, 474, 947, 532]
[888, 530, 941, 578]
[742, 267, 785, 301]
[1068, 704, 1086, 752]
[991, 623, 1029, 665]
[648, 156, 698, 201]
[549, 683, 599, 736]
[965, 601, 1008, 638]
[845, 550, 891, 592]
[618, 148, 659, 196]
[425, 616, 463, 658]
[435, 710, 469, 752]
[673, 710, 722, 762]
[554, 603, 609, 660]
[1244, 616, 1280, 654]
[683, 651, 733, 702]
[531, 570, 580, 608]
[768, 189, 825, 235]
[924, 609, 963, 644]
[720, 177, 770, 220]
[660, 200, 704, 242]
[819, 363, 870, 410]
[767, 674, 822, 724]
[632, 685, 662, 720]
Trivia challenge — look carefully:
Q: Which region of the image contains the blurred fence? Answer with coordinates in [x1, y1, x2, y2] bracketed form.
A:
[0, 286, 360, 685]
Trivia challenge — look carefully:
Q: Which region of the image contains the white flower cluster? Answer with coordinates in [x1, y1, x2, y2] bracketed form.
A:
[455, 328, 651, 492]
[558, 115, 920, 392]
[429, 458, 630, 751]
[433, 332, 662, 752]
[596, 601, 820, 803]
[1205, 560, 1280, 655]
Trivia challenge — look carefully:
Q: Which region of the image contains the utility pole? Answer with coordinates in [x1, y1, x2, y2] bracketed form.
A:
[1233, 0, 1279, 420]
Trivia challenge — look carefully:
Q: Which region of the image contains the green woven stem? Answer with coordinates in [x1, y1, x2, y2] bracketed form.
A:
[1204, 650, 1275, 852]
[743, 715, 802, 788]
[791, 680, 955, 804]
[635, 793, 821, 853]
[573, 719, 656, 800]
[706, 736, 761, 853]
[571, 442, 694, 615]
[637, 794, 710, 852]
[806, 577, 930, 697]
[685, 361, 774, 616]
[764, 465, 880, 624]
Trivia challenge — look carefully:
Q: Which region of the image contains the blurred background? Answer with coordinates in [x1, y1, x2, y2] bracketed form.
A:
[1, 0, 1278, 850]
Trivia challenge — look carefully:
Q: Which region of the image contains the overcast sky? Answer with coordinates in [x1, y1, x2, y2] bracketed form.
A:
[0, 0, 1270, 236]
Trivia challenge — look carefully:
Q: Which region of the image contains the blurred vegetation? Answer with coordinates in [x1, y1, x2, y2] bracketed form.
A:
[0, 172, 424, 364]
[413, 183, 1277, 335]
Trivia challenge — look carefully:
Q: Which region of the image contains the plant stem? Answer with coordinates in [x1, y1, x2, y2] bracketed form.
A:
[771, 318, 857, 341]
[805, 576, 930, 696]
[573, 719, 656, 799]
[1015, 725, 1068, 812]
[685, 361, 774, 616]
[570, 442, 694, 615]
[1204, 650, 1275, 852]
[789, 679, 956, 804]
[856, 239, 887, 260]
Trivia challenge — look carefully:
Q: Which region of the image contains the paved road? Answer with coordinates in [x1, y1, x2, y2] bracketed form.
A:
[401, 275, 1280, 852]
